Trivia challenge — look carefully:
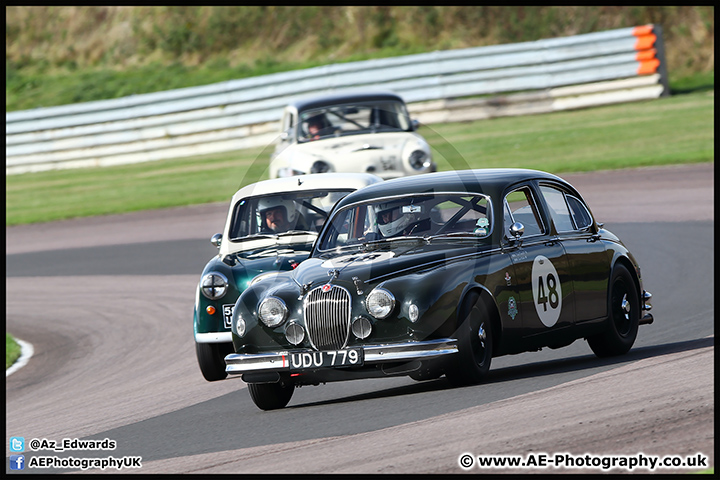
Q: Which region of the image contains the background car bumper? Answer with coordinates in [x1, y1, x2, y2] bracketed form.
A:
[195, 332, 233, 343]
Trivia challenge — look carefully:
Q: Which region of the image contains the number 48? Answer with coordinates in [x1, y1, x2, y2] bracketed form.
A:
[537, 273, 559, 311]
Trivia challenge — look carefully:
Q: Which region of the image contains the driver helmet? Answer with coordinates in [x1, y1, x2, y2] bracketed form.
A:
[258, 197, 297, 226]
[305, 114, 328, 138]
[376, 202, 417, 237]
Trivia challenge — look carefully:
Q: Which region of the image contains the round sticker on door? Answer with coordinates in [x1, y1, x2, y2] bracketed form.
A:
[531, 255, 562, 327]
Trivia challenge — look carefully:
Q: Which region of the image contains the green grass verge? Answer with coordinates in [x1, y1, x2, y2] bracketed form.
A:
[5, 90, 714, 226]
[6, 333, 22, 370]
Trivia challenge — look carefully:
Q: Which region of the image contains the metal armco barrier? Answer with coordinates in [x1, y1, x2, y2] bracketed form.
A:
[6, 25, 668, 175]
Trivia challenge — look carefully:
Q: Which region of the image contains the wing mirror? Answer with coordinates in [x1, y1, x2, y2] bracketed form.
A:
[211, 233, 222, 248]
[509, 222, 524, 244]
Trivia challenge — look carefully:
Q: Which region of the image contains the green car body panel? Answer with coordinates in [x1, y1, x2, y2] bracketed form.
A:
[193, 172, 384, 382]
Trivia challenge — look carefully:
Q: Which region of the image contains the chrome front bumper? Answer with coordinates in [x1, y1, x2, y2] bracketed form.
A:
[640, 290, 654, 325]
[225, 338, 458, 375]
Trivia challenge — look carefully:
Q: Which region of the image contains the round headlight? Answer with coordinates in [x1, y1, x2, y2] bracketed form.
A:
[365, 288, 395, 319]
[258, 296, 288, 327]
[200, 272, 228, 300]
[408, 150, 431, 170]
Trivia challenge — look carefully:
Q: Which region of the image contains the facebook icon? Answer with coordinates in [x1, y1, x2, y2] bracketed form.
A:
[10, 455, 25, 470]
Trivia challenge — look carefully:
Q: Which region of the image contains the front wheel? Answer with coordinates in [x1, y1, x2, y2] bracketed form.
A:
[587, 263, 639, 357]
[248, 382, 295, 410]
[195, 342, 233, 382]
[446, 295, 493, 386]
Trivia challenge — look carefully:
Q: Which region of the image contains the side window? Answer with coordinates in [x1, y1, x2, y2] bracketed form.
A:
[430, 196, 491, 236]
[229, 198, 259, 240]
[566, 195, 593, 230]
[539, 185, 575, 233]
[504, 187, 544, 237]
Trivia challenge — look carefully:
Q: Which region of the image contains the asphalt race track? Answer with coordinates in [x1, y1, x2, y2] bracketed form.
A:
[6, 163, 714, 474]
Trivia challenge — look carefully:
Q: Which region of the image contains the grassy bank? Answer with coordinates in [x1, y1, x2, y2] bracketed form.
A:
[6, 6, 714, 111]
[6, 89, 713, 226]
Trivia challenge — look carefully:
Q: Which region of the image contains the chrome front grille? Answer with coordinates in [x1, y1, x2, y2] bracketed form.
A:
[303, 285, 351, 350]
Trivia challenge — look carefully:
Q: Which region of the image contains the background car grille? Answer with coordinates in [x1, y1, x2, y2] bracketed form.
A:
[303, 285, 351, 350]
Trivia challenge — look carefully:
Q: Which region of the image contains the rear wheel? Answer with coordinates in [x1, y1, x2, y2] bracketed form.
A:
[248, 382, 295, 410]
[195, 342, 233, 382]
[587, 263, 639, 357]
[446, 294, 493, 386]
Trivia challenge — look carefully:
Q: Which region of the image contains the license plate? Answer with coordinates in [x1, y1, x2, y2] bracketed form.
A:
[288, 348, 364, 371]
[222, 304, 235, 329]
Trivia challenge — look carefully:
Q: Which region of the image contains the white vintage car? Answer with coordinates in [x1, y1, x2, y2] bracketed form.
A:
[270, 91, 436, 179]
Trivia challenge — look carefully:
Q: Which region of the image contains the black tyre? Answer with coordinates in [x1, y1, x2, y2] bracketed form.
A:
[587, 263, 639, 358]
[248, 382, 295, 410]
[195, 342, 232, 382]
[446, 294, 493, 386]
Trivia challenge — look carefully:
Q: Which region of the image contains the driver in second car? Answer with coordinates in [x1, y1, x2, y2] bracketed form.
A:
[258, 197, 300, 233]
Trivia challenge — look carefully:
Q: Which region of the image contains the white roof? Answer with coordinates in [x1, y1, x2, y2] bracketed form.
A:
[219, 172, 383, 255]
[228, 172, 382, 205]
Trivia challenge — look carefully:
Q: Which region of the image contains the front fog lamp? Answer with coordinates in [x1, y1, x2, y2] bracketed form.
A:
[365, 288, 395, 319]
[408, 304, 419, 323]
[258, 297, 288, 327]
[235, 314, 246, 337]
[285, 323, 305, 345]
[408, 150, 431, 170]
[352, 317, 373, 339]
[200, 273, 228, 300]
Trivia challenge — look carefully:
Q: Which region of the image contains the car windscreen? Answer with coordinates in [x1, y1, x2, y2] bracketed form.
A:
[298, 101, 412, 142]
[317, 193, 493, 251]
[228, 189, 355, 241]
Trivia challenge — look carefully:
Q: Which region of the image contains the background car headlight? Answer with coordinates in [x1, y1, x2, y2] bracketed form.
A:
[258, 296, 288, 327]
[408, 149, 431, 170]
[365, 288, 395, 319]
[310, 160, 331, 173]
[200, 272, 228, 300]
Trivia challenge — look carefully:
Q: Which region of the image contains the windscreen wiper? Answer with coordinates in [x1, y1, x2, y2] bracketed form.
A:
[360, 236, 426, 251]
[425, 232, 485, 243]
[275, 230, 318, 237]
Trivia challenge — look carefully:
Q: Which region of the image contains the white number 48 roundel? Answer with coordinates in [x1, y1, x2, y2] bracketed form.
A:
[531, 255, 562, 327]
